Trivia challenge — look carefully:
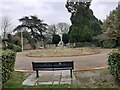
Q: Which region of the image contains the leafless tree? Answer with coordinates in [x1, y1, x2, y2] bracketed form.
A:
[0, 16, 11, 39]
[48, 24, 57, 35]
[57, 22, 69, 34]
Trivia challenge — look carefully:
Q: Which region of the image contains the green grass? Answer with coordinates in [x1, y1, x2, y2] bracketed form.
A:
[3, 69, 120, 89]
[3, 72, 29, 88]
[3, 71, 84, 88]
[27, 47, 100, 57]
[75, 69, 120, 88]
[4, 72, 83, 88]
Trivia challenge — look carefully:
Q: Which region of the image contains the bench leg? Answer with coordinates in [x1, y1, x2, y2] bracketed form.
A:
[36, 70, 39, 78]
[70, 69, 72, 78]
[70, 69, 73, 84]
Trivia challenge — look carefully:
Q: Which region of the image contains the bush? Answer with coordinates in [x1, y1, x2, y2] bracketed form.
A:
[7, 44, 22, 52]
[52, 34, 61, 46]
[62, 33, 69, 46]
[102, 39, 117, 48]
[2, 49, 16, 83]
[108, 49, 120, 81]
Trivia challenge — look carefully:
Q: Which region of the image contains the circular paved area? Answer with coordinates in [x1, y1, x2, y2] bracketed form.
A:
[14, 49, 112, 71]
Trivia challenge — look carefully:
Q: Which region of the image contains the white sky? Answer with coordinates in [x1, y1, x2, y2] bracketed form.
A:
[0, 0, 119, 34]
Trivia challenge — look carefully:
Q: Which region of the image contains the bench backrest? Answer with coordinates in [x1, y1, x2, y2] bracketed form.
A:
[32, 61, 74, 70]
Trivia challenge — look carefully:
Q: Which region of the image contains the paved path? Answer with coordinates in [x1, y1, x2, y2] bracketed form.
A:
[22, 70, 77, 85]
[15, 49, 112, 71]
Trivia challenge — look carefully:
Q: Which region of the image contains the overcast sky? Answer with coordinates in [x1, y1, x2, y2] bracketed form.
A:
[0, 0, 119, 33]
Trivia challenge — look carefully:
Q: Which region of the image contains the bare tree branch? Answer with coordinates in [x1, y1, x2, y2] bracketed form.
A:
[57, 22, 70, 34]
[0, 16, 11, 39]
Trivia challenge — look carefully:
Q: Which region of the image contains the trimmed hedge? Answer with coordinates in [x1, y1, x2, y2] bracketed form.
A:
[62, 33, 69, 46]
[52, 34, 61, 46]
[108, 49, 120, 81]
[2, 49, 16, 83]
[102, 39, 116, 48]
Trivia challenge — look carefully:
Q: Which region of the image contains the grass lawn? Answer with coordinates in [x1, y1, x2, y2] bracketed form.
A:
[26, 47, 100, 57]
[74, 69, 120, 88]
[3, 71, 84, 89]
[3, 69, 120, 89]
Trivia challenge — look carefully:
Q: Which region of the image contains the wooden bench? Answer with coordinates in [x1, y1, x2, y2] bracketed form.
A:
[32, 61, 74, 78]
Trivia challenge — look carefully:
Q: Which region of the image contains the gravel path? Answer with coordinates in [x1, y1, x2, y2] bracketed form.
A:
[14, 49, 112, 71]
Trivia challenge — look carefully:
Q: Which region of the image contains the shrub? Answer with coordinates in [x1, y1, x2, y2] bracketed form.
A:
[108, 49, 120, 81]
[62, 33, 69, 46]
[102, 39, 117, 48]
[52, 34, 61, 46]
[7, 43, 22, 52]
[2, 49, 16, 83]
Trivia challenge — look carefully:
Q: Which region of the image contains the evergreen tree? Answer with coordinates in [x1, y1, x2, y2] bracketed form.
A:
[65, 1, 102, 43]
[102, 3, 120, 46]
[14, 15, 48, 42]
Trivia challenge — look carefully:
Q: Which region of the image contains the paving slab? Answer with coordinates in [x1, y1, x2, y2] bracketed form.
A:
[22, 73, 38, 86]
[22, 70, 77, 86]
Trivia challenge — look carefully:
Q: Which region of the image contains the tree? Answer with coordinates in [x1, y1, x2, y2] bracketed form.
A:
[52, 34, 61, 46]
[15, 31, 36, 49]
[62, 33, 69, 46]
[65, 1, 101, 43]
[102, 4, 120, 47]
[69, 26, 80, 43]
[81, 26, 93, 42]
[48, 24, 57, 35]
[66, 1, 92, 27]
[57, 22, 69, 34]
[91, 21, 102, 36]
[0, 16, 12, 46]
[6, 33, 13, 44]
[14, 15, 48, 43]
[0, 16, 11, 39]
[69, 26, 93, 43]
[12, 35, 21, 46]
[45, 24, 58, 44]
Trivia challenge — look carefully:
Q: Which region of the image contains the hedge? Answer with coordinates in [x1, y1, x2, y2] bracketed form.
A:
[102, 39, 117, 48]
[2, 49, 16, 83]
[108, 49, 120, 81]
[52, 34, 61, 46]
[62, 33, 69, 46]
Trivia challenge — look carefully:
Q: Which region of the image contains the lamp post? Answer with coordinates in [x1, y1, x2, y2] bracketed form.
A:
[21, 29, 23, 51]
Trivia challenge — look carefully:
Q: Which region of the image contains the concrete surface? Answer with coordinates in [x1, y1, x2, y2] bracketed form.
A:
[22, 70, 77, 86]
